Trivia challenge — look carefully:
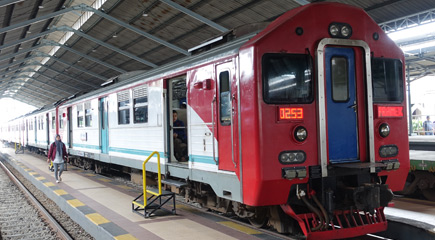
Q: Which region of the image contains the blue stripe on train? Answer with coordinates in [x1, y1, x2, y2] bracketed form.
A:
[72, 144, 217, 165]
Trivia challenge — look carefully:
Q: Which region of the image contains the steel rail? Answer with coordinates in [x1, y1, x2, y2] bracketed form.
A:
[0, 158, 73, 240]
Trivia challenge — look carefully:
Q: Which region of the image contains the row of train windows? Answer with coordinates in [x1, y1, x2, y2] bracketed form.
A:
[262, 53, 404, 104]
[77, 102, 92, 128]
[118, 86, 149, 125]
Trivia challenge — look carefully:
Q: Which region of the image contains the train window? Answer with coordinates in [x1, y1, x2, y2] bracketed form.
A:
[133, 86, 148, 124]
[118, 90, 131, 125]
[219, 71, 231, 124]
[331, 57, 349, 102]
[85, 102, 92, 127]
[262, 53, 313, 104]
[77, 105, 84, 128]
[52, 114, 56, 129]
[372, 58, 403, 102]
[59, 114, 63, 129]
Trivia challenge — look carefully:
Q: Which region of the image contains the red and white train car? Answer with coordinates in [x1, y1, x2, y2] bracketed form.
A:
[0, 3, 409, 239]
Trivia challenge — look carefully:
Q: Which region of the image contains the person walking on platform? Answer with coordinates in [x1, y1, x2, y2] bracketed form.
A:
[47, 134, 68, 183]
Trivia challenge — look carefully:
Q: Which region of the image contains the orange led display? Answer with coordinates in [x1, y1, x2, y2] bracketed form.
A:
[279, 107, 303, 120]
[378, 106, 403, 118]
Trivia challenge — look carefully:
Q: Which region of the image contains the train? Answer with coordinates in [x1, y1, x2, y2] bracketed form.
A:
[0, 2, 409, 239]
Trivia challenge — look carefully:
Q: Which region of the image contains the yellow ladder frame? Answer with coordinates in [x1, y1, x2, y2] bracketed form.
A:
[134, 151, 162, 208]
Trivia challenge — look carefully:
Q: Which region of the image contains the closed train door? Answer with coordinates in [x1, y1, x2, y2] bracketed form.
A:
[100, 98, 109, 154]
[216, 61, 239, 172]
[67, 107, 73, 148]
[325, 47, 365, 163]
[46, 113, 50, 146]
[34, 117, 37, 144]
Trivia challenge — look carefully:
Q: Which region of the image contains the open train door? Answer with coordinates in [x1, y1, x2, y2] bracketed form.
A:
[166, 76, 188, 164]
[215, 61, 240, 174]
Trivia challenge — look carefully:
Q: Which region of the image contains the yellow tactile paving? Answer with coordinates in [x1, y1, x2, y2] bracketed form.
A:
[97, 178, 112, 182]
[217, 221, 262, 235]
[79, 188, 145, 222]
[44, 182, 56, 187]
[86, 213, 111, 225]
[28, 172, 38, 175]
[117, 185, 133, 190]
[24, 168, 31, 171]
[114, 234, 139, 240]
[140, 219, 237, 240]
[35, 176, 46, 181]
[53, 189, 68, 196]
[85, 173, 96, 177]
[67, 199, 86, 208]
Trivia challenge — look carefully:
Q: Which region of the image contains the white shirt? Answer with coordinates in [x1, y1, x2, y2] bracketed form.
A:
[53, 151, 63, 163]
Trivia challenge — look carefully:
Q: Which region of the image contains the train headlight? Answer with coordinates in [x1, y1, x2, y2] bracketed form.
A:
[294, 126, 308, 142]
[329, 24, 339, 37]
[379, 145, 398, 158]
[329, 22, 352, 38]
[379, 123, 390, 138]
[341, 25, 351, 37]
[279, 151, 306, 164]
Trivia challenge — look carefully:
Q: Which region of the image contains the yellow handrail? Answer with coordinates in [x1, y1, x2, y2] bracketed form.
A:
[142, 151, 161, 207]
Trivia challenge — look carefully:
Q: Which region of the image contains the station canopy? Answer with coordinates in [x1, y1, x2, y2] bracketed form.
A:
[1, 0, 435, 107]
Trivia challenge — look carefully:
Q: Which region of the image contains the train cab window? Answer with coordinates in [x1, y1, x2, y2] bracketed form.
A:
[133, 86, 148, 124]
[263, 53, 313, 104]
[77, 105, 84, 128]
[372, 58, 403, 102]
[85, 102, 92, 127]
[219, 71, 231, 124]
[118, 90, 131, 125]
[331, 57, 349, 102]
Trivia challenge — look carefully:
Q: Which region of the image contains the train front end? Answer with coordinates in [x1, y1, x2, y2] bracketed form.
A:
[238, 3, 409, 239]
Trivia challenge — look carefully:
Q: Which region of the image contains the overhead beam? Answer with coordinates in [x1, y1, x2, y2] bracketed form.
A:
[5, 74, 76, 94]
[0, 3, 188, 56]
[31, 51, 106, 84]
[0, 0, 24, 8]
[3, 80, 62, 100]
[379, 7, 435, 32]
[4, 78, 63, 97]
[0, 41, 126, 74]
[159, 0, 228, 32]
[42, 40, 126, 73]
[25, 61, 99, 88]
[7, 73, 80, 93]
[0, 55, 100, 89]
[56, 26, 158, 68]
[85, 5, 189, 55]
[1, 85, 59, 101]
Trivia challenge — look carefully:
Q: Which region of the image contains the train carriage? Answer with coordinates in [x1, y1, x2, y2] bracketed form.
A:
[0, 3, 410, 239]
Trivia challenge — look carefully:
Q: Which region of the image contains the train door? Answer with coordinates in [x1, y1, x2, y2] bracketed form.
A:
[34, 117, 37, 144]
[100, 98, 109, 154]
[67, 107, 73, 148]
[167, 76, 188, 163]
[325, 47, 362, 163]
[46, 113, 50, 146]
[216, 62, 239, 172]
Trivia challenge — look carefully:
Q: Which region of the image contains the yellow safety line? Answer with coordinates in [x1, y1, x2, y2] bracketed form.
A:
[218, 221, 262, 235]
[85, 213, 110, 225]
[114, 234, 139, 240]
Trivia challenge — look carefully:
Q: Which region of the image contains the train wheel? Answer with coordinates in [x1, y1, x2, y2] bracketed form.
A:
[248, 207, 268, 228]
[422, 188, 435, 201]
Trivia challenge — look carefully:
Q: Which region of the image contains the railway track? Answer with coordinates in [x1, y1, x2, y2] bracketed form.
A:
[0, 160, 72, 240]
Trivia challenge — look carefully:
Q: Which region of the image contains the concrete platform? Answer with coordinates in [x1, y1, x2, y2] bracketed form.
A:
[0, 147, 278, 240]
[384, 198, 435, 239]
